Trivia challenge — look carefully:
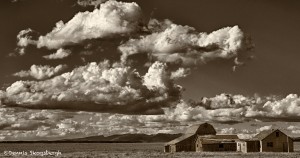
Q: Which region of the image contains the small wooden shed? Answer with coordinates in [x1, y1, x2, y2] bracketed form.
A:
[237, 129, 294, 153]
[196, 135, 239, 152]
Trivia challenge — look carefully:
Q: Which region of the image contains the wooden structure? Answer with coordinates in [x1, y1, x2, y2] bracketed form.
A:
[196, 135, 238, 152]
[236, 140, 260, 153]
[164, 123, 238, 152]
[237, 129, 294, 153]
[164, 123, 216, 152]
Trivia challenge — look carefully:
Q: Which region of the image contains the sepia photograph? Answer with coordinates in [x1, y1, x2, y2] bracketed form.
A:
[0, 0, 300, 157]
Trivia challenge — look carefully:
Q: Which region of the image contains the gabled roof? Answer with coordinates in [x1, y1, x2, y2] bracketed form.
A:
[185, 122, 215, 134]
[165, 133, 194, 145]
[252, 129, 288, 140]
[185, 124, 203, 134]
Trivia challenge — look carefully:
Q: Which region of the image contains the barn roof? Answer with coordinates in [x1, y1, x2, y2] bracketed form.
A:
[185, 124, 202, 134]
[185, 123, 214, 134]
[165, 133, 194, 145]
[252, 129, 288, 140]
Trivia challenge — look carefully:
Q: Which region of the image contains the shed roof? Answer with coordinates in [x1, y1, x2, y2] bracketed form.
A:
[198, 134, 238, 139]
[201, 139, 237, 144]
[214, 135, 239, 139]
[252, 129, 288, 140]
[198, 134, 239, 144]
[165, 133, 194, 145]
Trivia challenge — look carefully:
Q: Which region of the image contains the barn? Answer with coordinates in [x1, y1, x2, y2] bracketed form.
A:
[164, 123, 238, 152]
[237, 129, 294, 153]
[164, 123, 216, 152]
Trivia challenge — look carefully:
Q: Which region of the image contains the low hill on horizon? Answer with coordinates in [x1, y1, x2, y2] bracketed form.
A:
[62, 133, 182, 143]
[0, 133, 182, 143]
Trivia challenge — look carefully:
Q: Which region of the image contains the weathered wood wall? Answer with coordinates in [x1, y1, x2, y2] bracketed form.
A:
[261, 131, 294, 152]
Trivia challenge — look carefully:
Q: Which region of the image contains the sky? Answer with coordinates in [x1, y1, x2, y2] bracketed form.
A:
[0, 0, 300, 141]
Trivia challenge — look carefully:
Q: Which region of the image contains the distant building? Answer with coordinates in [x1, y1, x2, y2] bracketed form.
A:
[237, 129, 294, 153]
[164, 123, 238, 152]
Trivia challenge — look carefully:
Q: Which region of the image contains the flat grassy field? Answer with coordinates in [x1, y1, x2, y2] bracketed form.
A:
[0, 142, 299, 158]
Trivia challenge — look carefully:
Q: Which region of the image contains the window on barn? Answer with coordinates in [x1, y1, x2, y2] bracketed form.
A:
[267, 142, 273, 147]
[276, 132, 279, 137]
[219, 144, 224, 148]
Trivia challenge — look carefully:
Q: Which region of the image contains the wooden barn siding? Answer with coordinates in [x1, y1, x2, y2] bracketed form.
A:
[246, 141, 260, 152]
[175, 135, 197, 152]
[201, 143, 237, 152]
[261, 131, 294, 152]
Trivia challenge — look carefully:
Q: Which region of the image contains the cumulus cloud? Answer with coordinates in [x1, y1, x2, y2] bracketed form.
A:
[13, 64, 67, 80]
[34, 0, 143, 49]
[287, 125, 300, 134]
[246, 94, 300, 121]
[1, 95, 299, 141]
[15, 28, 39, 55]
[16, 28, 38, 48]
[3, 61, 182, 114]
[0, 106, 185, 141]
[256, 125, 272, 133]
[170, 68, 190, 80]
[0, 107, 83, 141]
[43, 48, 71, 60]
[77, 0, 108, 7]
[219, 127, 237, 134]
[119, 19, 253, 66]
[136, 93, 300, 124]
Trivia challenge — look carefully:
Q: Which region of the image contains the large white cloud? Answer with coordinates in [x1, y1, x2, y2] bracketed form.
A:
[119, 20, 253, 66]
[128, 93, 300, 124]
[35, 0, 142, 49]
[246, 94, 300, 120]
[3, 61, 182, 114]
[13, 64, 67, 80]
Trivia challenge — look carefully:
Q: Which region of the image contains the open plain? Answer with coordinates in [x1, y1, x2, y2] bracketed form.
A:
[0, 142, 300, 158]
